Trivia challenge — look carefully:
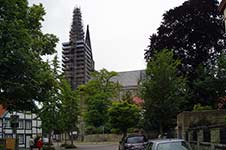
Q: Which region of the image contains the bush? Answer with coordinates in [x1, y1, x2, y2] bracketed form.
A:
[111, 128, 121, 134]
[193, 103, 212, 111]
[86, 125, 112, 134]
[43, 145, 55, 150]
[65, 144, 77, 149]
[85, 126, 97, 134]
[61, 143, 68, 147]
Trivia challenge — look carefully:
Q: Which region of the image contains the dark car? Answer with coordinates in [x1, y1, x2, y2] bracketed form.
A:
[145, 139, 192, 150]
[119, 134, 148, 150]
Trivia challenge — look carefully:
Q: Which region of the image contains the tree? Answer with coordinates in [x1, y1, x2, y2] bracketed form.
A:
[142, 50, 188, 134]
[52, 54, 61, 77]
[78, 69, 120, 131]
[144, 0, 225, 107]
[40, 90, 61, 146]
[40, 56, 79, 146]
[81, 69, 120, 97]
[194, 54, 226, 107]
[59, 79, 79, 146]
[0, 0, 58, 111]
[84, 93, 111, 128]
[121, 91, 133, 104]
[108, 101, 140, 140]
[39, 56, 61, 146]
[145, 0, 225, 75]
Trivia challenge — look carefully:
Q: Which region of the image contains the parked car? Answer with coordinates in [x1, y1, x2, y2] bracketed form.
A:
[145, 139, 192, 150]
[119, 134, 148, 150]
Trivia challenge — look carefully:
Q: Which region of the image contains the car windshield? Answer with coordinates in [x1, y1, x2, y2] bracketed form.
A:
[127, 136, 145, 143]
[157, 141, 191, 150]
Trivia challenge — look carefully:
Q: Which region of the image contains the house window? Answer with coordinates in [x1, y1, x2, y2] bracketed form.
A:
[4, 119, 10, 128]
[203, 128, 210, 142]
[18, 134, 25, 144]
[192, 131, 197, 141]
[185, 131, 188, 141]
[25, 120, 32, 129]
[19, 120, 24, 129]
[5, 134, 13, 138]
[220, 128, 226, 144]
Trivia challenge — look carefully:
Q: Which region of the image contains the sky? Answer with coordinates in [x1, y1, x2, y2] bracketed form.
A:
[28, 0, 186, 72]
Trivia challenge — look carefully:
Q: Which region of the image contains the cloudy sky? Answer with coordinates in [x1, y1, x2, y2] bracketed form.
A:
[28, 0, 186, 72]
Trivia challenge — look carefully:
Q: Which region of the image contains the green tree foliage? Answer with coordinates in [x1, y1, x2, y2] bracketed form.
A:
[145, 0, 225, 76]
[144, 0, 225, 107]
[108, 101, 140, 140]
[0, 0, 58, 111]
[193, 103, 212, 111]
[78, 69, 120, 131]
[121, 91, 133, 104]
[194, 54, 226, 107]
[39, 56, 61, 146]
[52, 54, 61, 77]
[84, 93, 111, 128]
[40, 89, 61, 145]
[59, 79, 79, 146]
[142, 50, 188, 134]
[40, 55, 79, 146]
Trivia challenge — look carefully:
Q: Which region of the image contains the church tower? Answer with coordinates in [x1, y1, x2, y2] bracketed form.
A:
[62, 7, 95, 89]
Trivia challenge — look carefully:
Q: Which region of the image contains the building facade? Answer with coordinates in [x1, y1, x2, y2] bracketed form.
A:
[111, 70, 146, 99]
[0, 109, 42, 149]
[62, 7, 95, 90]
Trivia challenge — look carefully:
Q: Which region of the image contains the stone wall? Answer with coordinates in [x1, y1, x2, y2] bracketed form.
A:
[83, 134, 121, 142]
[190, 141, 226, 150]
[59, 133, 122, 143]
[187, 127, 226, 150]
[177, 110, 226, 150]
[177, 110, 226, 139]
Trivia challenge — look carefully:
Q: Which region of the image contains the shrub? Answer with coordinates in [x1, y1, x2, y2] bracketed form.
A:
[43, 145, 55, 150]
[193, 103, 212, 111]
[111, 128, 120, 134]
[65, 144, 77, 149]
[61, 143, 68, 147]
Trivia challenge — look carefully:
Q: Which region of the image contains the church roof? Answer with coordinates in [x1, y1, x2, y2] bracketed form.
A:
[0, 105, 8, 118]
[111, 70, 145, 87]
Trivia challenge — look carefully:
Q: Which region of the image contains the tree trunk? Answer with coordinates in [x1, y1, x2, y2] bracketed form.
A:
[159, 122, 163, 136]
[122, 129, 127, 141]
[64, 133, 67, 144]
[48, 131, 52, 145]
[68, 132, 73, 145]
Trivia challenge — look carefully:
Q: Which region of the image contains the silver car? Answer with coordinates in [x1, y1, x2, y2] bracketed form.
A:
[145, 139, 192, 150]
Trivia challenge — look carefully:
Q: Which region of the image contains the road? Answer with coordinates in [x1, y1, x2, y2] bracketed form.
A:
[53, 143, 118, 150]
[77, 143, 118, 150]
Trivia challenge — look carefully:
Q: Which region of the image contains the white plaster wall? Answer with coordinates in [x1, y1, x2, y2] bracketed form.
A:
[25, 114, 32, 119]
[17, 112, 24, 118]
